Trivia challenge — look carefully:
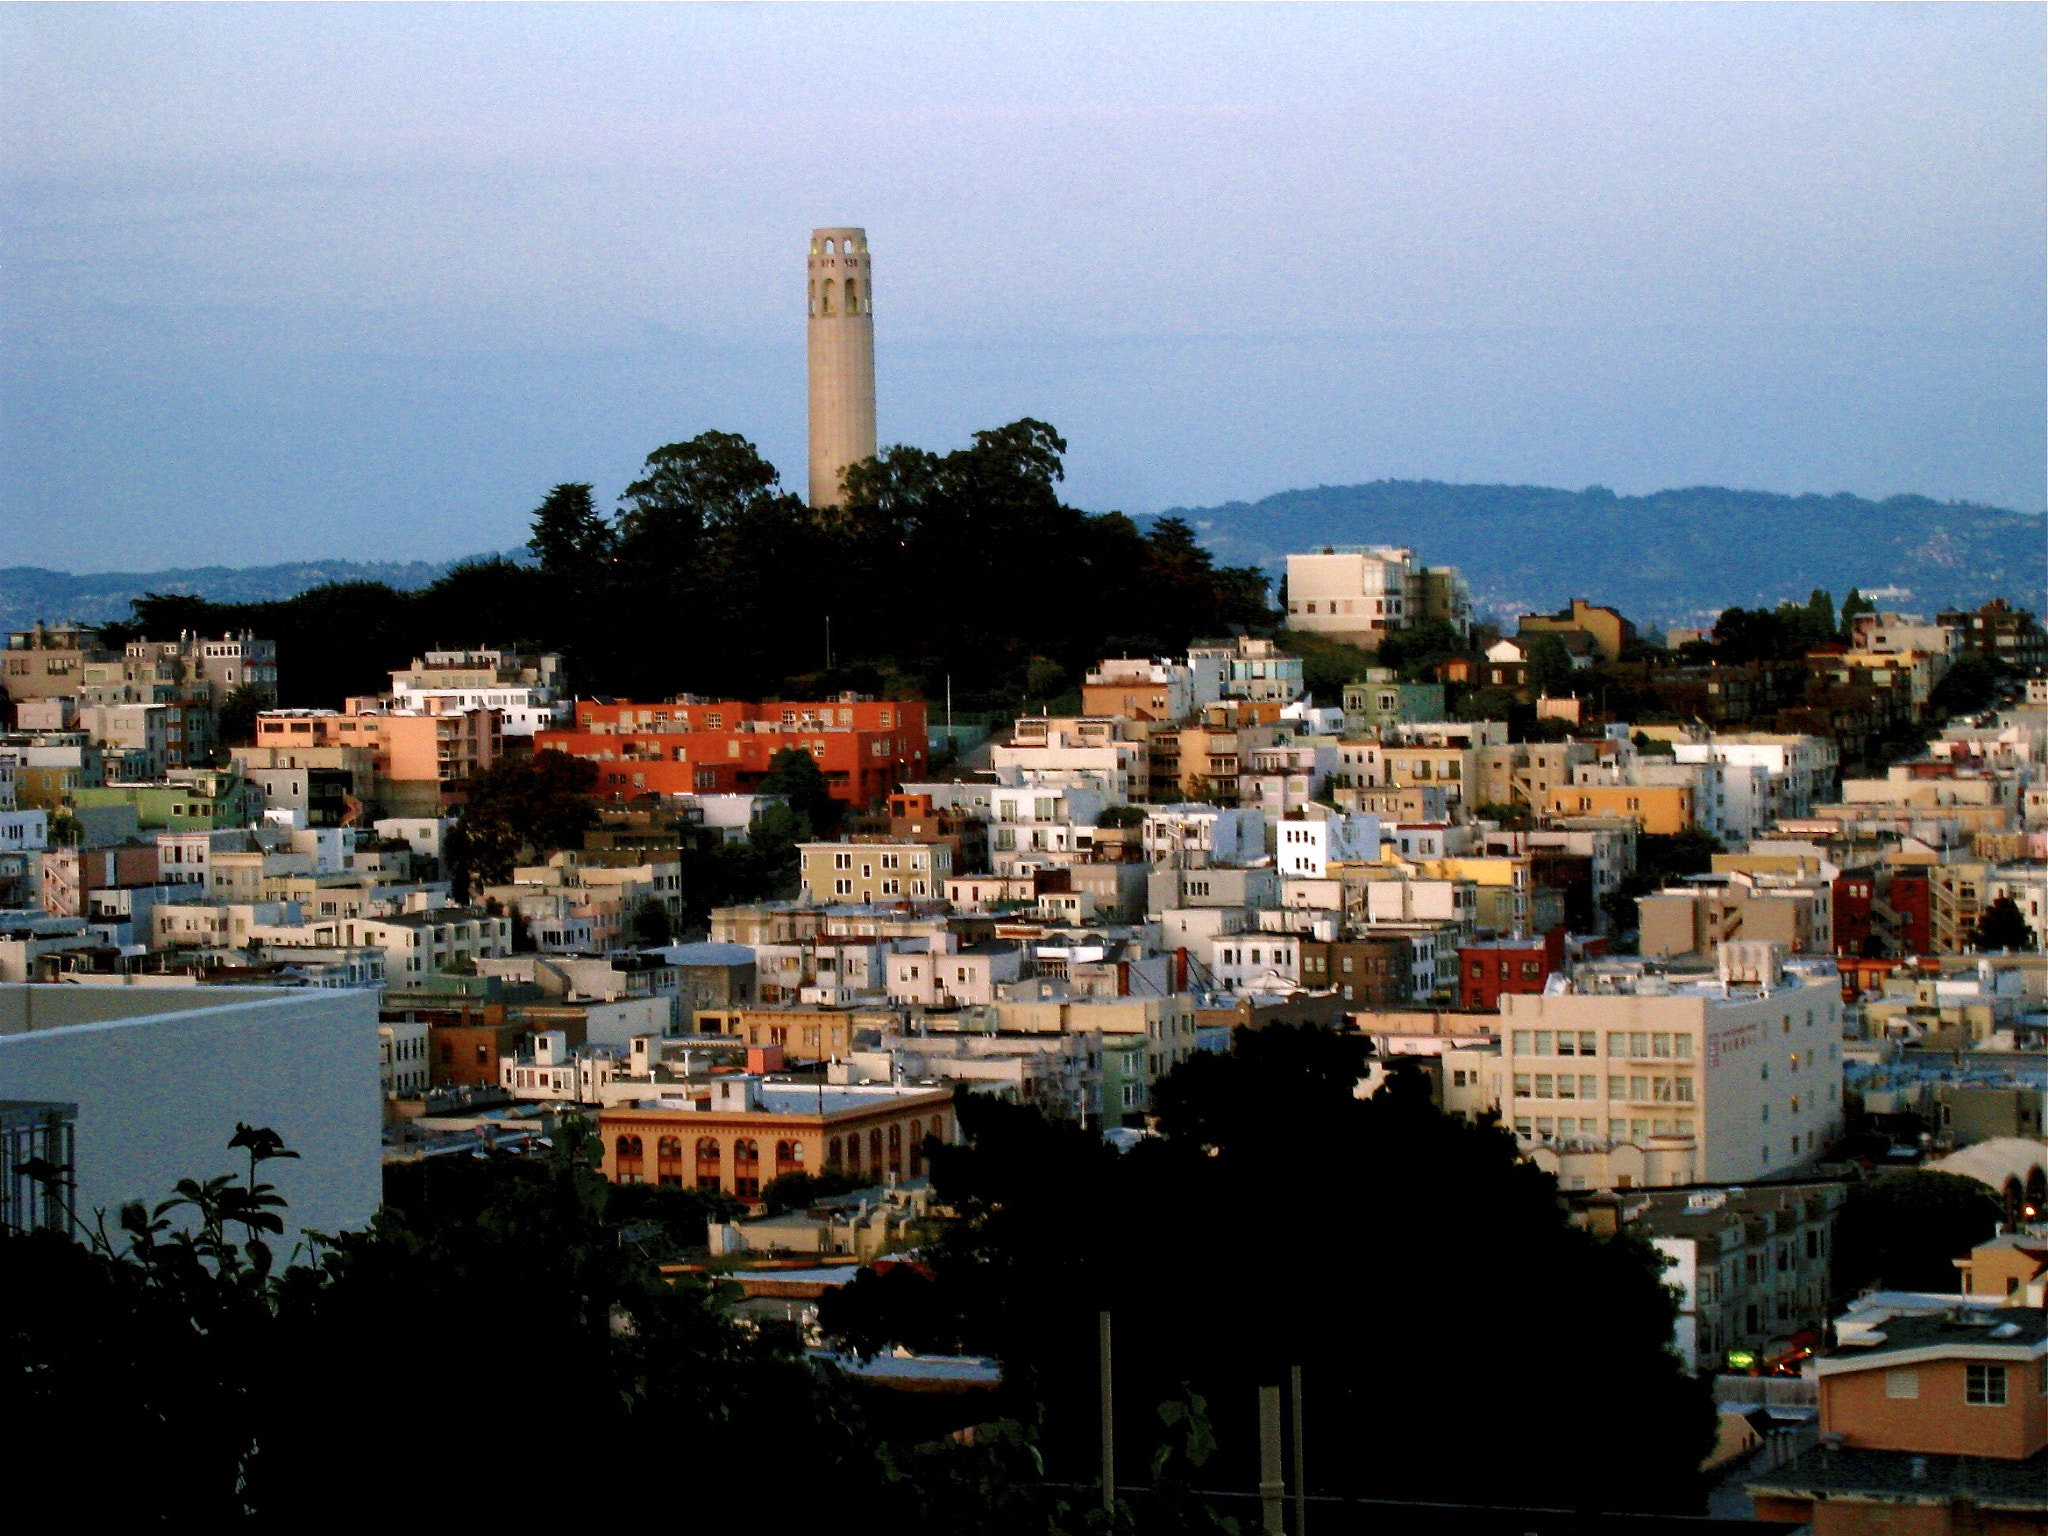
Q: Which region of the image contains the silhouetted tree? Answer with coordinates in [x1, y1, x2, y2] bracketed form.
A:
[1930, 652, 1999, 718]
[1973, 896, 2036, 953]
[526, 481, 613, 575]
[444, 749, 599, 896]
[827, 1028, 1716, 1513]
[1833, 1170, 2003, 1300]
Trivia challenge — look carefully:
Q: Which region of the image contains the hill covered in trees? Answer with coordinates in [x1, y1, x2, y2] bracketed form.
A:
[114, 421, 1272, 711]
[1158, 481, 2047, 630]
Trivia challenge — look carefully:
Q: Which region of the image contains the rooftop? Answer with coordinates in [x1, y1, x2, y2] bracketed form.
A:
[1825, 1304, 2046, 1366]
[1748, 1446, 2048, 1510]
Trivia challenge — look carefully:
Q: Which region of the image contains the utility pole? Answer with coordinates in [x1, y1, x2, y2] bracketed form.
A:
[1290, 1364, 1307, 1536]
[1099, 1311, 1115, 1512]
[1258, 1383, 1284, 1535]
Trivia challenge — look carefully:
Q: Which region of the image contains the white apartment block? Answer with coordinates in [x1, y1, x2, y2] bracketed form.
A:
[1238, 741, 1340, 816]
[0, 809, 48, 856]
[1498, 946, 1843, 1192]
[1189, 637, 1306, 704]
[388, 649, 568, 736]
[885, 942, 1023, 1007]
[1849, 613, 1960, 658]
[991, 717, 1145, 801]
[257, 908, 512, 990]
[1987, 865, 2046, 940]
[379, 1017, 430, 1096]
[1672, 735, 1837, 831]
[988, 784, 1110, 872]
[1084, 657, 1202, 721]
[1205, 932, 1302, 993]
[1143, 804, 1267, 868]
[1275, 813, 1381, 877]
[0, 985, 379, 1245]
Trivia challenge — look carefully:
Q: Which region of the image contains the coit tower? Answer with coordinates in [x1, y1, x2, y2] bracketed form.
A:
[806, 226, 878, 508]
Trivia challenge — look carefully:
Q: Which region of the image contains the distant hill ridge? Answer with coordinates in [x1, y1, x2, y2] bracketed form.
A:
[0, 553, 523, 632]
[1150, 481, 2047, 628]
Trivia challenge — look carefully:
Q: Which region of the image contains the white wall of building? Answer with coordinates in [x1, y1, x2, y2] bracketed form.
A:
[0, 985, 381, 1243]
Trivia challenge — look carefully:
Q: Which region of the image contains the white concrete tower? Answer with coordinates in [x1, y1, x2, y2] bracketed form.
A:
[806, 227, 878, 508]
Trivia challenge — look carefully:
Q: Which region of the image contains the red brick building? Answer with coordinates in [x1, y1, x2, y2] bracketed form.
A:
[1458, 929, 1566, 1011]
[538, 698, 926, 808]
[1890, 870, 1933, 955]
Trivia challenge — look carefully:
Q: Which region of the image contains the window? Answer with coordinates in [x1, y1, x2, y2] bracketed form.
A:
[1965, 1365, 2007, 1407]
[834, 852, 852, 870]
[732, 1139, 761, 1199]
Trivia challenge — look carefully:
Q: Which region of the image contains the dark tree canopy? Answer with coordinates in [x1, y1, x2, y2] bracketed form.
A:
[1929, 651, 2000, 718]
[1972, 896, 2037, 953]
[823, 1026, 1716, 1513]
[117, 420, 1273, 716]
[526, 481, 613, 575]
[444, 748, 599, 896]
[1832, 1170, 2004, 1299]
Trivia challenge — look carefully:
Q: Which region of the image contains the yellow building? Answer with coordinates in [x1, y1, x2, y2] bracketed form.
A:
[1546, 784, 1696, 835]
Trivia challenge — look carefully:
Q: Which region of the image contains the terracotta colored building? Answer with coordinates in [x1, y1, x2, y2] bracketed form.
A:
[600, 1080, 953, 1199]
[538, 698, 927, 808]
[1458, 930, 1565, 1011]
[1748, 1307, 2047, 1532]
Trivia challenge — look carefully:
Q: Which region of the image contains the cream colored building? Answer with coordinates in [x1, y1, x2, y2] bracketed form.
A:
[1498, 945, 1843, 1191]
[987, 993, 1200, 1087]
[1284, 548, 1472, 647]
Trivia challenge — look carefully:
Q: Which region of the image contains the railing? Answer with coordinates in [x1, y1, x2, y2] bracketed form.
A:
[1714, 1374, 1817, 1407]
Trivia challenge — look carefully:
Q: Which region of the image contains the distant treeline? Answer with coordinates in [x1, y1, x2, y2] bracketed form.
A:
[115, 420, 1272, 711]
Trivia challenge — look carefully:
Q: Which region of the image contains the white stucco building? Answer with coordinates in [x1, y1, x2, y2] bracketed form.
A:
[1499, 945, 1844, 1192]
[0, 985, 381, 1244]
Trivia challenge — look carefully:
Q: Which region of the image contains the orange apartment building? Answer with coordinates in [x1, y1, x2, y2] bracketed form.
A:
[537, 697, 927, 808]
[256, 706, 503, 810]
[599, 1079, 953, 1199]
[1544, 783, 1696, 835]
[1747, 1306, 2047, 1533]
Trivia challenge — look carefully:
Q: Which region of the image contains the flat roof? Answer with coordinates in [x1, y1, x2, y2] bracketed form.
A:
[1748, 1445, 2048, 1510]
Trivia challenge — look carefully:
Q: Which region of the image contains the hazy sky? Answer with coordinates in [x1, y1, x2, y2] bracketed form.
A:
[3, 3, 2042, 570]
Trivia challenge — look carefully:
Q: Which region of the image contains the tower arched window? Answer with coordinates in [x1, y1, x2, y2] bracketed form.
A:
[844, 278, 858, 314]
[820, 280, 836, 316]
[808, 280, 816, 316]
[825, 237, 836, 254]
